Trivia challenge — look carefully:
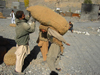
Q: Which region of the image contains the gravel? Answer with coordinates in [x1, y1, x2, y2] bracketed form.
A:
[0, 17, 100, 75]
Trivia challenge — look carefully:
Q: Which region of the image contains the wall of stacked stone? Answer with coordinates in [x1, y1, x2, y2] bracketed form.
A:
[0, 0, 27, 17]
[81, 4, 99, 20]
[5, 0, 24, 8]
[0, 0, 100, 17]
[5, 0, 100, 9]
[29, 0, 100, 12]
[0, 1, 6, 7]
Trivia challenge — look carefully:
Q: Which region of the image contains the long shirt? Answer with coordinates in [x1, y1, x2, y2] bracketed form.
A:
[47, 28, 67, 44]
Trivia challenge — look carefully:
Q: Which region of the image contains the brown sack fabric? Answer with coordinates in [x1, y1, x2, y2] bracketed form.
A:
[0, 12, 6, 19]
[26, 5, 69, 35]
[39, 25, 48, 31]
[4, 47, 16, 66]
[9, 24, 16, 27]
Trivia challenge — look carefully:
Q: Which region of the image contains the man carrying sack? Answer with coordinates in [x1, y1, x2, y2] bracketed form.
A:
[38, 25, 49, 62]
[47, 27, 70, 75]
[26, 5, 70, 75]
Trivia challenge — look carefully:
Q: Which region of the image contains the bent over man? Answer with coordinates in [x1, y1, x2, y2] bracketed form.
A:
[38, 25, 49, 62]
[47, 28, 70, 75]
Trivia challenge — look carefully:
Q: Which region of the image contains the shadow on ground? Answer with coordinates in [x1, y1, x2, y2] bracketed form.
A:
[22, 45, 40, 72]
[0, 36, 16, 64]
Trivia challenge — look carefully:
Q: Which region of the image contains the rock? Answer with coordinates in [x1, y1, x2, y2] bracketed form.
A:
[85, 32, 90, 36]
[4, 47, 16, 66]
[97, 29, 100, 32]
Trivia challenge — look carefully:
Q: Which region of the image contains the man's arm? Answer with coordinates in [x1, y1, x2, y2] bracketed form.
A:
[48, 28, 70, 46]
[23, 16, 36, 33]
[23, 21, 36, 33]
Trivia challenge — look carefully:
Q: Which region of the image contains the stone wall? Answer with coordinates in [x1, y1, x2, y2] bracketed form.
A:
[0, 0, 100, 17]
[4, 0, 100, 10]
[29, 0, 100, 12]
[0, 0, 27, 17]
[0, 1, 6, 7]
[81, 4, 99, 20]
[6, 0, 24, 8]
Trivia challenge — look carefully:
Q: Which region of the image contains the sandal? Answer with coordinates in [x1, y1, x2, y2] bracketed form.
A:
[56, 68, 61, 71]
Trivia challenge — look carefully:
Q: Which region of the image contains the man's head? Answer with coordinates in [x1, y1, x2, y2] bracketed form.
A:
[12, 10, 14, 12]
[15, 11, 25, 19]
[40, 29, 47, 33]
[69, 21, 72, 25]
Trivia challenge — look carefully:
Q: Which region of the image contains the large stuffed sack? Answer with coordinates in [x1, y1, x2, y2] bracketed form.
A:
[26, 5, 69, 35]
[4, 47, 16, 65]
[0, 12, 6, 19]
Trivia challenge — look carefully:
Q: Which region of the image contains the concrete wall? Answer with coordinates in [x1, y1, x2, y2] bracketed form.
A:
[81, 4, 99, 20]
[0, 0, 100, 17]
[5, 0, 100, 8]
[0, 0, 27, 17]
[29, 0, 100, 12]
[6, 0, 24, 8]
[0, 1, 6, 7]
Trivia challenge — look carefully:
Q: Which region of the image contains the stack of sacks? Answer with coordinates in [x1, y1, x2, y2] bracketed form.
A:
[0, 36, 8, 63]
[4, 47, 16, 65]
[0, 12, 6, 19]
[26, 5, 69, 35]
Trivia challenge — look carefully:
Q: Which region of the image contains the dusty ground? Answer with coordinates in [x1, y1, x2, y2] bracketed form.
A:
[0, 17, 100, 75]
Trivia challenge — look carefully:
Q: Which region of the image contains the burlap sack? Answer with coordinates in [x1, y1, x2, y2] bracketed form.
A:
[9, 24, 16, 27]
[4, 47, 16, 65]
[0, 12, 3, 16]
[0, 46, 7, 63]
[26, 5, 69, 35]
[39, 25, 48, 31]
[0, 12, 6, 19]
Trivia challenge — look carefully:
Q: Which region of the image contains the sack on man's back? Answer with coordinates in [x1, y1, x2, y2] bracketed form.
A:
[26, 5, 69, 35]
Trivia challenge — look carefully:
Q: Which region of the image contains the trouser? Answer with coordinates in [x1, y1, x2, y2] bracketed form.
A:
[38, 40, 48, 61]
[47, 43, 61, 72]
[11, 18, 15, 24]
[15, 44, 30, 72]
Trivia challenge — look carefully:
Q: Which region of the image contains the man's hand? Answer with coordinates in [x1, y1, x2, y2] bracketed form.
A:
[66, 43, 70, 46]
[41, 29, 47, 33]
